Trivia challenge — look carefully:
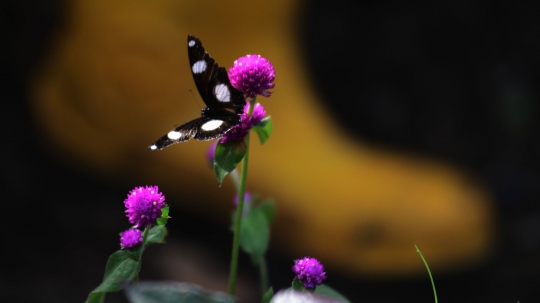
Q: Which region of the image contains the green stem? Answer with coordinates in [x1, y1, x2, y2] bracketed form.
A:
[134, 227, 150, 283]
[228, 97, 256, 295]
[415, 244, 438, 303]
[259, 257, 269, 295]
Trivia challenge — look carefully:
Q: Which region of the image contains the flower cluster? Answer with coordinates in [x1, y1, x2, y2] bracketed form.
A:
[292, 257, 327, 289]
[220, 103, 266, 144]
[119, 185, 166, 248]
[229, 54, 275, 99]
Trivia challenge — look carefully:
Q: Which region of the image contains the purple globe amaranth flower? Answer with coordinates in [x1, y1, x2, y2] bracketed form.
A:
[220, 103, 266, 144]
[124, 185, 166, 228]
[292, 257, 327, 289]
[120, 228, 143, 249]
[229, 54, 275, 99]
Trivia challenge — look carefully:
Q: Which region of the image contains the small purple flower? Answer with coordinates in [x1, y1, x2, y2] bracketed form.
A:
[120, 228, 143, 249]
[292, 257, 327, 289]
[124, 185, 166, 228]
[233, 192, 252, 206]
[229, 54, 275, 99]
[220, 103, 266, 144]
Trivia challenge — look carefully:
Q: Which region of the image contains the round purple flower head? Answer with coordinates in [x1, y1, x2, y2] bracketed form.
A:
[292, 257, 327, 289]
[120, 228, 143, 249]
[229, 54, 275, 99]
[124, 185, 166, 228]
[220, 103, 266, 144]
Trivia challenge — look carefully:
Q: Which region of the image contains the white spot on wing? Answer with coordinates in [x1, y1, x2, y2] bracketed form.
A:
[201, 120, 224, 131]
[167, 131, 182, 140]
[150, 145, 157, 150]
[192, 60, 207, 74]
[188, 40, 196, 47]
[214, 83, 230, 102]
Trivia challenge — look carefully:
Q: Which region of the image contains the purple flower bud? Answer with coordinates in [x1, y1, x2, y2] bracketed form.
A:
[120, 228, 143, 249]
[220, 103, 266, 144]
[206, 141, 217, 165]
[292, 257, 327, 289]
[229, 54, 275, 99]
[124, 185, 166, 228]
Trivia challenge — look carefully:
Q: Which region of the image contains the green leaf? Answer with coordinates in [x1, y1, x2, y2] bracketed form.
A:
[252, 116, 272, 144]
[239, 202, 274, 264]
[86, 292, 105, 303]
[262, 287, 274, 303]
[125, 282, 238, 303]
[314, 284, 350, 302]
[213, 140, 246, 185]
[86, 250, 141, 303]
[291, 278, 305, 291]
[145, 225, 167, 246]
[157, 207, 170, 226]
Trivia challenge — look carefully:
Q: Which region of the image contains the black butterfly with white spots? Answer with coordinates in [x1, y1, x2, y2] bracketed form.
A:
[147, 35, 246, 151]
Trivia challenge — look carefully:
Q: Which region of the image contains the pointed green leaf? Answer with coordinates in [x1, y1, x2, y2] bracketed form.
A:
[125, 282, 238, 303]
[262, 287, 274, 303]
[314, 284, 350, 302]
[252, 116, 272, 144]
[239, 202, 273, 265]
[213, 140, 246, 185]
[145, 225, 167, 246]
[86, 250, 140, 303]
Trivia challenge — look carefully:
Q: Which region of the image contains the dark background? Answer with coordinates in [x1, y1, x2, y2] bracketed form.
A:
[3, 0, 540, 302]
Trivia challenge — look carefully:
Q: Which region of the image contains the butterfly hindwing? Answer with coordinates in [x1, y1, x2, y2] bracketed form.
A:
[147, 35, 246, 151]
[147, 119, 201, 151]
[147, 115, 240, 151]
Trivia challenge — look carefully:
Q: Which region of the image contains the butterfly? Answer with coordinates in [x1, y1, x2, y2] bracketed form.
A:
[147, 35, 246, 151]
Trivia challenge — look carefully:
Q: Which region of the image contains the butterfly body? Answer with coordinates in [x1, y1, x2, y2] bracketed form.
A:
[148, 35, 246, 151]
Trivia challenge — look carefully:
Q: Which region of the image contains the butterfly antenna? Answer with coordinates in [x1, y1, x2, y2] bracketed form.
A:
[188, 88, 203, 110]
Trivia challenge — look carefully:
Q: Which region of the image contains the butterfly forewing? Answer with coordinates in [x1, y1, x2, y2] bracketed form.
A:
[147, 35, 246, 151]
[187, 35, 245, 113]
[187, 35, 219, 108]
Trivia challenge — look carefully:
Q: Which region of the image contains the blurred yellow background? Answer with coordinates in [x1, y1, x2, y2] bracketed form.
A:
[30, 0, 493, 279]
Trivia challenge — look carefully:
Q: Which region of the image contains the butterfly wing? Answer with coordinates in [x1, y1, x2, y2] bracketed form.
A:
[147, 116, 240, 151]
[187, 35, 245, 114]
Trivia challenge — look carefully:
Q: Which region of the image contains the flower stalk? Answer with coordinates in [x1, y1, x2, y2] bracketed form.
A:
[228, 96, 256, 295]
